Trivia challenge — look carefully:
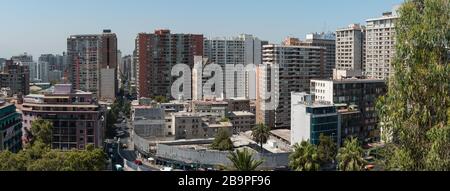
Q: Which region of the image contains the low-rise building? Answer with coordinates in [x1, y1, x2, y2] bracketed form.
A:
[0, 101, 22, 152]
[192, 100, 228, 117]
[227, 98, 250, 112]
[311, 76, 386, 143]
[291, 92, 339, 146]
[228, 111, 255, 134]
[21, 84, 105, 150]
[172, 112, 232, 140]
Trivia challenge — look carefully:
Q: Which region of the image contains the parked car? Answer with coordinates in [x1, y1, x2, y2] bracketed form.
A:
[115, 164, 123, 171]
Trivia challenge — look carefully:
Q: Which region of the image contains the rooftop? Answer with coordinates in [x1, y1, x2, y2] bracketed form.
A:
[270, 129, 291, 143]
[312, 78, 386, 83]
[230, 111, 255, 117]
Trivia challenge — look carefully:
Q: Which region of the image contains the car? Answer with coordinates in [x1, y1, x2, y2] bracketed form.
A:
[115, 164, 123, 171]
[122, 144, 128, 149]
[134, 160, 143, 166]
[161, 167, 173, 171]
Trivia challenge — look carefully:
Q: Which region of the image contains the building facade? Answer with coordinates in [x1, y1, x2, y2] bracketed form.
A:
[302, 33, 336, 78]
[259, 44, 325, 129]
[365, 8, 399, 79]
[291, 92, 339, 146]
[336, 24, 365, 72]
[310, 78, 387, 143]
[67, 30, 118, 101]
[21, 84, 105, 150]
[172, 112, 232, 140]
[135, 29, 203, 99]
[0, 101, 22, 153]
[0, 60, 30, 97]
[204, 34, 265, 99]
[228, 111, 255, 134]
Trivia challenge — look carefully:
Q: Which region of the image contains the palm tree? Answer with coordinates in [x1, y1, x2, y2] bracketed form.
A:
[289, 141, 321, 171]
[336, 138, 366, 171]
[252, 123, 271, 152]
[227, 148, 263, 171]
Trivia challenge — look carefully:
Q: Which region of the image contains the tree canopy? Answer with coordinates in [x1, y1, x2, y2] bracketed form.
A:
[376, 0, 450, 171]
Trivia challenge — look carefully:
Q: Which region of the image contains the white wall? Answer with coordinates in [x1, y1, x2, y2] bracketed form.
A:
[291, 93, 311, 145]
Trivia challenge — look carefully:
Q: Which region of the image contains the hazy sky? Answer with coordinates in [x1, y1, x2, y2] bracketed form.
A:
[0, 0, 403, 58]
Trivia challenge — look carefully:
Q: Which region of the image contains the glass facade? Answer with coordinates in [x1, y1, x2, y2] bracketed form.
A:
[307, 106, 338, 145]
[0, 104, 22, 153]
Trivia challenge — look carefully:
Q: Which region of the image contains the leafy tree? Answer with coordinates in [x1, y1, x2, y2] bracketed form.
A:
[227, 148, 263, 171]
[220, 117, 231, 123]
[154, 96, 169, 103]
[317, 134, 337, 165]
[30, 119, 53, 146]
[0, 151, 27, 171]
[211, 129, 234, 151]
[289, 141, 321, 171]
[336, 138, 366, 171]
[106, 110, 118, 138]
[376, 0, 450, 170]
[252, 123, 271, 153]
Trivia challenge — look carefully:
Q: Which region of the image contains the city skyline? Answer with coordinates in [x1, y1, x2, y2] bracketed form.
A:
[0, 0, 403, 58]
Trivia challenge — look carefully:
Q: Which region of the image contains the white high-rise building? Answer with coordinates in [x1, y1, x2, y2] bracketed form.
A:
[365, 7, 399, 79]
[37, 61, 49, 83]
[204, 34, 265, 99]
[336, 24, 365, 72]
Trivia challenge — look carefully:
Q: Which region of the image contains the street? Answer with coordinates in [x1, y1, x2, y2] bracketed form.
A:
[107, 115, 160, 171]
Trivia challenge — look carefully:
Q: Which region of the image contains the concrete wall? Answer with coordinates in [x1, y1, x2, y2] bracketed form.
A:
[156, 144, 289, 169]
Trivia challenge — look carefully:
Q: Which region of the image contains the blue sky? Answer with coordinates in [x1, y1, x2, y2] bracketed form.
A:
[0, 0, 404, 58]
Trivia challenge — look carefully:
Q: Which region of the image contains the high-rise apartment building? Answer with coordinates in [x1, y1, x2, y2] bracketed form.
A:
[284, 33, 335, 78]
[203, 34, 265, 99]
[258, 44, 325, 129]
[336, 24, 365, 72]
[135, 29, 203, 99]
[0, 60, 30, 97]
[302, 33, 336, 78]
[67, 30, 118, 101]
[11, 53, 36, 82]
[365, 8, 399, 79]
[21, 84, 105, 150]
[39, 54, 64, 71]
[119, 55, 133, 89]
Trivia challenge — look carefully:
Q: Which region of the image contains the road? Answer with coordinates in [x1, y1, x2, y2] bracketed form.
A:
[115, 119, 160, 171]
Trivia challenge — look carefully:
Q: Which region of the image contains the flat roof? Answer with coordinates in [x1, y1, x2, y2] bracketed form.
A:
[230, 111, 255, 116]
[311, 78, 386, 83]
[270, 129, 291, 142]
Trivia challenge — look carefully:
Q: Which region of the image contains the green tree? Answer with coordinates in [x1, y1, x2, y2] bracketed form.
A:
[154, 96, 169, 103]
[227, 148, 263, 171]
[252, 123, 271, 152]
[376, 0, 450, 170]
[317, 134, 337, 165]
[289, 141, 321, 171]
[220, 117, 230, 123]
[211, 129, 234, 151]
[0, 151, 28, 171]
[30, 119, 53, 146]
[106, 110, 118, 138]
[336, 138, 366, 171]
